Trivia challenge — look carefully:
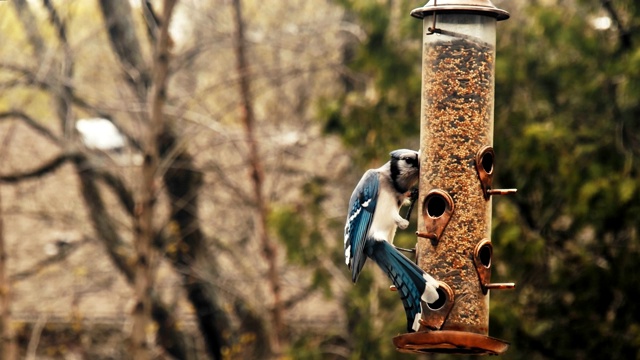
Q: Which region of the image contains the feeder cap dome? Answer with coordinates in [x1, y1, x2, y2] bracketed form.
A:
[411, 0, 510, 21]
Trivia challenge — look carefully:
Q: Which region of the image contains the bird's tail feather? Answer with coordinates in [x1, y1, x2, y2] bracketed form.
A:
[366, 239, 439, 332]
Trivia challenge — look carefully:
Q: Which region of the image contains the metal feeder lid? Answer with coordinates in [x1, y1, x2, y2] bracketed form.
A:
[411, 0, 510, 21]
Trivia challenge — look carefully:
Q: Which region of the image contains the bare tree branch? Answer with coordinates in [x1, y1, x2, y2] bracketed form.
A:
[0, 111, 61, 145]
[283, 286, 317, 310]
[97, 0, 150, 99]
[0, 147, 136, 216]
[207, 162, 255, 206]
[0, 62, 122, 131]
[95, 170, 136, 216]
[141, 0, 160, 45]
[25, 314, 46, 360]
[42, 0, 68, 45]
[41, 0, 74, 137]
[0, 153, 78, 184]
[74, 156, 135, 281]
[11, 0, 45, 55]
[0, 65, 144, 151]
[11, 238, 90, 283]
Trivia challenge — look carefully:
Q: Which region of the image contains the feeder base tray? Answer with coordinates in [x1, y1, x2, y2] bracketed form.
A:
[393, 330, 509, 355]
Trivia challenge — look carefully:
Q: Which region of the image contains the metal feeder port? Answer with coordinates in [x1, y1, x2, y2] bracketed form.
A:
[393, 0, 515, 355]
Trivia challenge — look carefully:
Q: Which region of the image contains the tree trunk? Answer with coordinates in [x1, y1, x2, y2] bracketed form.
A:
[74, 154, 195, 360]
[231, 0, 284, 354]
[0, 182, 16, 360]
[97, 0, 150, 100]
[160, 133, 229, 360]
[132, 0, 178, 357]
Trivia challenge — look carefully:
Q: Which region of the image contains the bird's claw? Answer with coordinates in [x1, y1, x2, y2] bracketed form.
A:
[395, 246, 416, 253]
[397, 218, 410, 229]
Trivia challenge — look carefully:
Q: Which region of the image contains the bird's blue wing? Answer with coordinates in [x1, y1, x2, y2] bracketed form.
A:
[344, 170, 379, 283]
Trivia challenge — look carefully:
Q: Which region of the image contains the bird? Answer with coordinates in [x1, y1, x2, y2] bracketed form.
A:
[344, 149, 440, 332]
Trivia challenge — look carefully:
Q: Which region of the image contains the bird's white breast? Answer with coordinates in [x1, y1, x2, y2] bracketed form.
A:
[368, 185, 401, 243]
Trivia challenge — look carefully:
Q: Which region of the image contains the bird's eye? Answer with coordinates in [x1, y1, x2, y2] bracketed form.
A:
[404, 157, 418, 167]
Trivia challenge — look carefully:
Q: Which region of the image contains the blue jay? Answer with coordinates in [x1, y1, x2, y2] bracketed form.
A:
[344, 149, 440, 332]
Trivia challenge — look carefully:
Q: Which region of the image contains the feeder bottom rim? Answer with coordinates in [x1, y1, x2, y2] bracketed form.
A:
[393, 329, 510, 355]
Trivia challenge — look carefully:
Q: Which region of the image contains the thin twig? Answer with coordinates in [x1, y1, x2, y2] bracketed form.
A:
[41, 0, 74, 137]
[0, 111, 61, 145]
[11, 237, 90, 283]
[25, 314, 47, 360]
[0, 153, 79, 183]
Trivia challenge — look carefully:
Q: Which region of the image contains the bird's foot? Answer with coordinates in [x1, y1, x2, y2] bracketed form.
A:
[396, 218, 410, 229]
[394, 246, 416, 253]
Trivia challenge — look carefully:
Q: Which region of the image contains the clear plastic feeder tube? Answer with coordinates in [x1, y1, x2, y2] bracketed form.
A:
[417, 13, 496, 333]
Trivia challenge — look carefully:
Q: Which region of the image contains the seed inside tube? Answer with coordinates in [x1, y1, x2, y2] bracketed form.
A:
[418, 35, 495, 332]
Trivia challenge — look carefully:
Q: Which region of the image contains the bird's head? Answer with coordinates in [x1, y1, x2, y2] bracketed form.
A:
[389, 149, 420, 193]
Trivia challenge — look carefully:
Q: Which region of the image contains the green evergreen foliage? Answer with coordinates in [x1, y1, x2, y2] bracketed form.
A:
[491, 2, 640, 358]
[321, 0, 422, 164]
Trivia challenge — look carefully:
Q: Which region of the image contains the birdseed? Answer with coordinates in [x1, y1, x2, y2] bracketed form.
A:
[417, 36, 494, 333]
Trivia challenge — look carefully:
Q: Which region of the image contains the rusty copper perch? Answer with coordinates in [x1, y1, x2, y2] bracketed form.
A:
[415, 189, 454, 244]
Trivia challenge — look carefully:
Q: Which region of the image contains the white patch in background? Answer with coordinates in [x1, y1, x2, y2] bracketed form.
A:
[76, 118, 126, 151]
[591, 16, 612, 30]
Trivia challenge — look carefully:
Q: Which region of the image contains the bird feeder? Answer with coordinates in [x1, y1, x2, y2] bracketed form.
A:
[393, 0, 515, 355]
